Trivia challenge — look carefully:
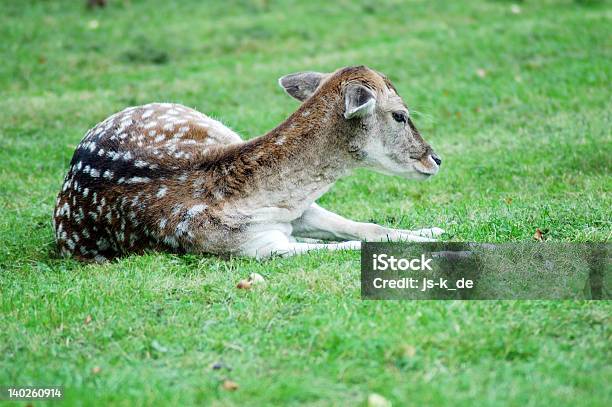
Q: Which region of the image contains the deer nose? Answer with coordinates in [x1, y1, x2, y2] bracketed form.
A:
[431, 153, 442, 166]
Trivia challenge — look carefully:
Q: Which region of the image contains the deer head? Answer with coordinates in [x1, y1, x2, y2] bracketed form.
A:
[279, 66, 441, 179]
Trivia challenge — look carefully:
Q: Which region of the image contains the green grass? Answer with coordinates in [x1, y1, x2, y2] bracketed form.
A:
[0, 0, 611, 405]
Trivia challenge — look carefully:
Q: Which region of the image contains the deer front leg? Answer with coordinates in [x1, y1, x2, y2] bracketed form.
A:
[239, 228, 361, 259]
[291, 203, 444, 242]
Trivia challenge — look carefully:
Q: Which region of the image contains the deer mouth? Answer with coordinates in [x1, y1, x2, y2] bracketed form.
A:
[413, 155, 439, 177]
[415, 168, 434, 176]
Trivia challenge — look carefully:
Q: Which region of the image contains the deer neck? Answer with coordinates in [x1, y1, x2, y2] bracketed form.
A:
[226, 97, 356, 211]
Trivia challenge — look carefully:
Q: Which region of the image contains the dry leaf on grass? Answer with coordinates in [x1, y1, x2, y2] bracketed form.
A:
[533, 228, 544, 241]
[236, 279, 252, 289]
[84, 315, 92, 325]
[237, 273, 266, 289]
[222, 380, 239, 391]
[91, 366, 101, 374]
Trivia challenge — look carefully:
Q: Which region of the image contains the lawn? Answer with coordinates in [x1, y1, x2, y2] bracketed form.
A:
[0, 0, 611, 405]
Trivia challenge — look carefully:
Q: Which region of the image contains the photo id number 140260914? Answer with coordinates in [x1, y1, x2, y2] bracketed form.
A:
[0, 386, 64, 400]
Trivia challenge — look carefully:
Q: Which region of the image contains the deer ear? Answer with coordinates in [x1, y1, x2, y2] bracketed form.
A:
[278, 71, 328, 101]
[344, 84, 376, 119]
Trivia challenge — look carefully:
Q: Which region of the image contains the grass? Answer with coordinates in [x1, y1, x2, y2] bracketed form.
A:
[0, 0, 610, 405]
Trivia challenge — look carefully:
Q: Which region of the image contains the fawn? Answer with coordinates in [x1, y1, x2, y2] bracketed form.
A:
[54, 66, 443, 261]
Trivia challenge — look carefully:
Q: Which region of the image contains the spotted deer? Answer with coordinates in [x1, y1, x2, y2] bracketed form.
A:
[53, 66, 443, 262]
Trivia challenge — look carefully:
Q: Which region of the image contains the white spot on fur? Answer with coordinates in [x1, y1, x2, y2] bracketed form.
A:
[59, 202, 71, 217]
[188, 204, 207, 216]
[156, 186, 167, 198]
[127, 177, 150, 184]
[163, 235, 179, 248]
[107, 151, 120, 161]
[175, 220, 190, 236]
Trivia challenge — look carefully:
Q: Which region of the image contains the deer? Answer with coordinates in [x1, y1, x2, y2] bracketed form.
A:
[53, 66, 444, 262]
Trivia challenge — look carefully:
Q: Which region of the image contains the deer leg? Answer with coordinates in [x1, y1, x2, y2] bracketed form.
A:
[239, 228, 360, 259]
[291, 203, 443, 242]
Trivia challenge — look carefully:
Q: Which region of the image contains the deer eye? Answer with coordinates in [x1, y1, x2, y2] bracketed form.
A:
[392, 111, 407, 123]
